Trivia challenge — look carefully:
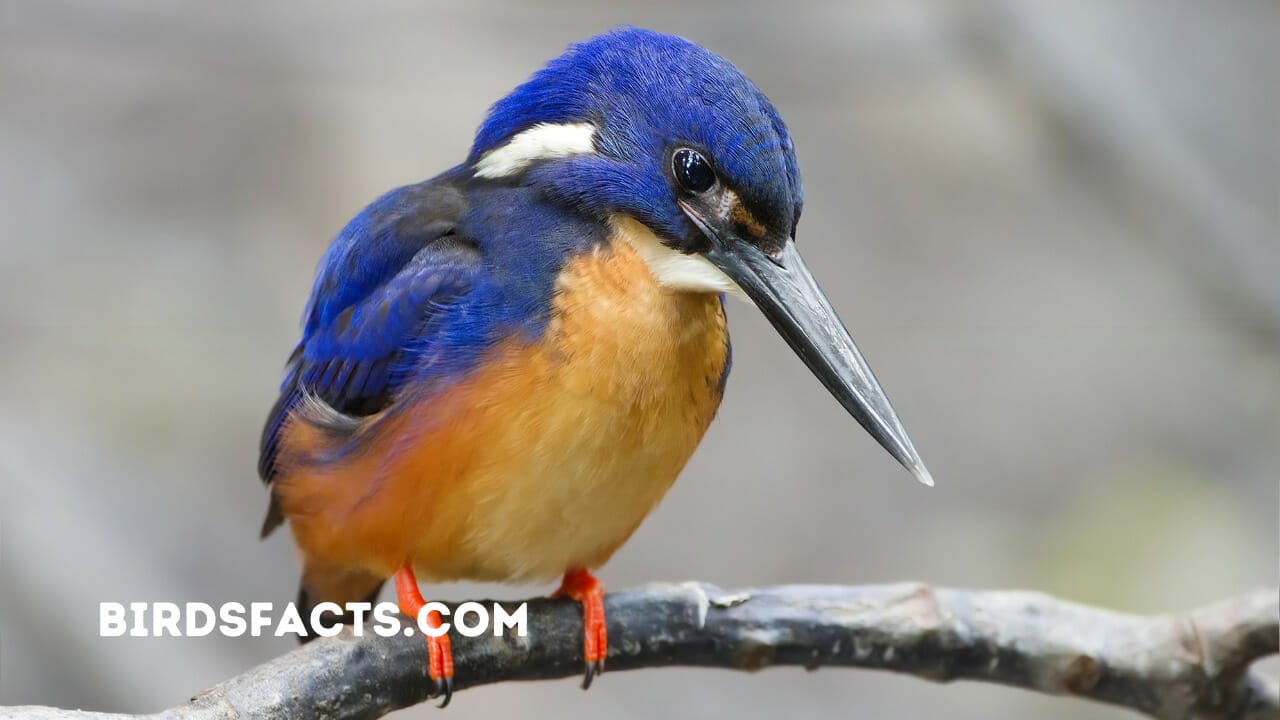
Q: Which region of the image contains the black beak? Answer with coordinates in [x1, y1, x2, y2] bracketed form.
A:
[682, 204, 933, 486]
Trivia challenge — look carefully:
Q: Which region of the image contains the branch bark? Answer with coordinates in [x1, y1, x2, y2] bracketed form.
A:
[7, 584, 1277, 720]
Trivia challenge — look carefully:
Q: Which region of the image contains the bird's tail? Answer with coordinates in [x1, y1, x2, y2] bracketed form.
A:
[295, 560, 386, 644]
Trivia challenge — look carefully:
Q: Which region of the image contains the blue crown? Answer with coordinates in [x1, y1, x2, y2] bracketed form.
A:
[468, 27, 803, 245]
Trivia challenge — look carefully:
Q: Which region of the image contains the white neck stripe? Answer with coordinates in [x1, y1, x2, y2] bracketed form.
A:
[474, 122, 597, 178]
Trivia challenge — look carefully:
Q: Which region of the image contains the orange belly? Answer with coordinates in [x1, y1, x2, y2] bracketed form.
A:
[275, 232, 728, 583]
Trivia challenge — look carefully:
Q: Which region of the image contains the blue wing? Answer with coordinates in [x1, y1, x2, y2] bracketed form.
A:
[258, 178, 480, 488]
[257, 171, 604, 540]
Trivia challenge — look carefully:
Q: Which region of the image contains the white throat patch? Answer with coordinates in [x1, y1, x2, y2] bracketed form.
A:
[611, 216, 748, 300]
[474, 122, 597, 178]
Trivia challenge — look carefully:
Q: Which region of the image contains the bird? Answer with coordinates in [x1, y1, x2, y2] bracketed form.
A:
[258, 26, 932, 706]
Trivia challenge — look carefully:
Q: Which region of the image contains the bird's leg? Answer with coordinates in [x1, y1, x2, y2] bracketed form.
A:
[552, 567, 607, 689]
[394, 565, 454, 707]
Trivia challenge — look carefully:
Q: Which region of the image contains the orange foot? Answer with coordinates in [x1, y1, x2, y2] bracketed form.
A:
[553, 568, 607, 689]
[395, 565, 454, 707]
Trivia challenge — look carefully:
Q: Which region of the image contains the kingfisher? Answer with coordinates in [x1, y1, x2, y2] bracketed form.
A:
[258, 27, 932, 706]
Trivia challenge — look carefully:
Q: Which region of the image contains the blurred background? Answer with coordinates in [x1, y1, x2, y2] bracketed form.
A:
[2, 1, 1277, 718]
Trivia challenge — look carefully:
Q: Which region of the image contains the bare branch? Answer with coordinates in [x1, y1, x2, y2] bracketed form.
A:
[6, 584, 1276, 720]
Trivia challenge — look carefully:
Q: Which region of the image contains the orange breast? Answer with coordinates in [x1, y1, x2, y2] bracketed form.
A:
[275, 229, 728, 583]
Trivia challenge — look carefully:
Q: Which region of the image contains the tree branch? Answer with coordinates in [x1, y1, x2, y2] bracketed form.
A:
[8, 584, 1277, 720]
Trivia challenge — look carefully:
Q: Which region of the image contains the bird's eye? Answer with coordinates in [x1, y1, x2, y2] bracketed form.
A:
[672, 148, 716, 194]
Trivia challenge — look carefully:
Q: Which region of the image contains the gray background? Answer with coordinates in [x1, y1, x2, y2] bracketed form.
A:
[2, 1, 1277, 718]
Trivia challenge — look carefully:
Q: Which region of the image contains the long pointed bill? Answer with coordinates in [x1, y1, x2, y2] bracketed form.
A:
[701, 233, 934, 487]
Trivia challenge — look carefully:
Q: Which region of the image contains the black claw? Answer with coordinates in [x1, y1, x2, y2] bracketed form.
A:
[581, 660, 598, 690]
[432, 676, 453, 708]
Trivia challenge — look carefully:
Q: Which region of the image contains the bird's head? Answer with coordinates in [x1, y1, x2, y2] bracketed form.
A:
[468, 27, 932, 487]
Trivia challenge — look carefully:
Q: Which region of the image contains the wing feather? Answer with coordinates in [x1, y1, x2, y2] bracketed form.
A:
[258, 179, 479, 487]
